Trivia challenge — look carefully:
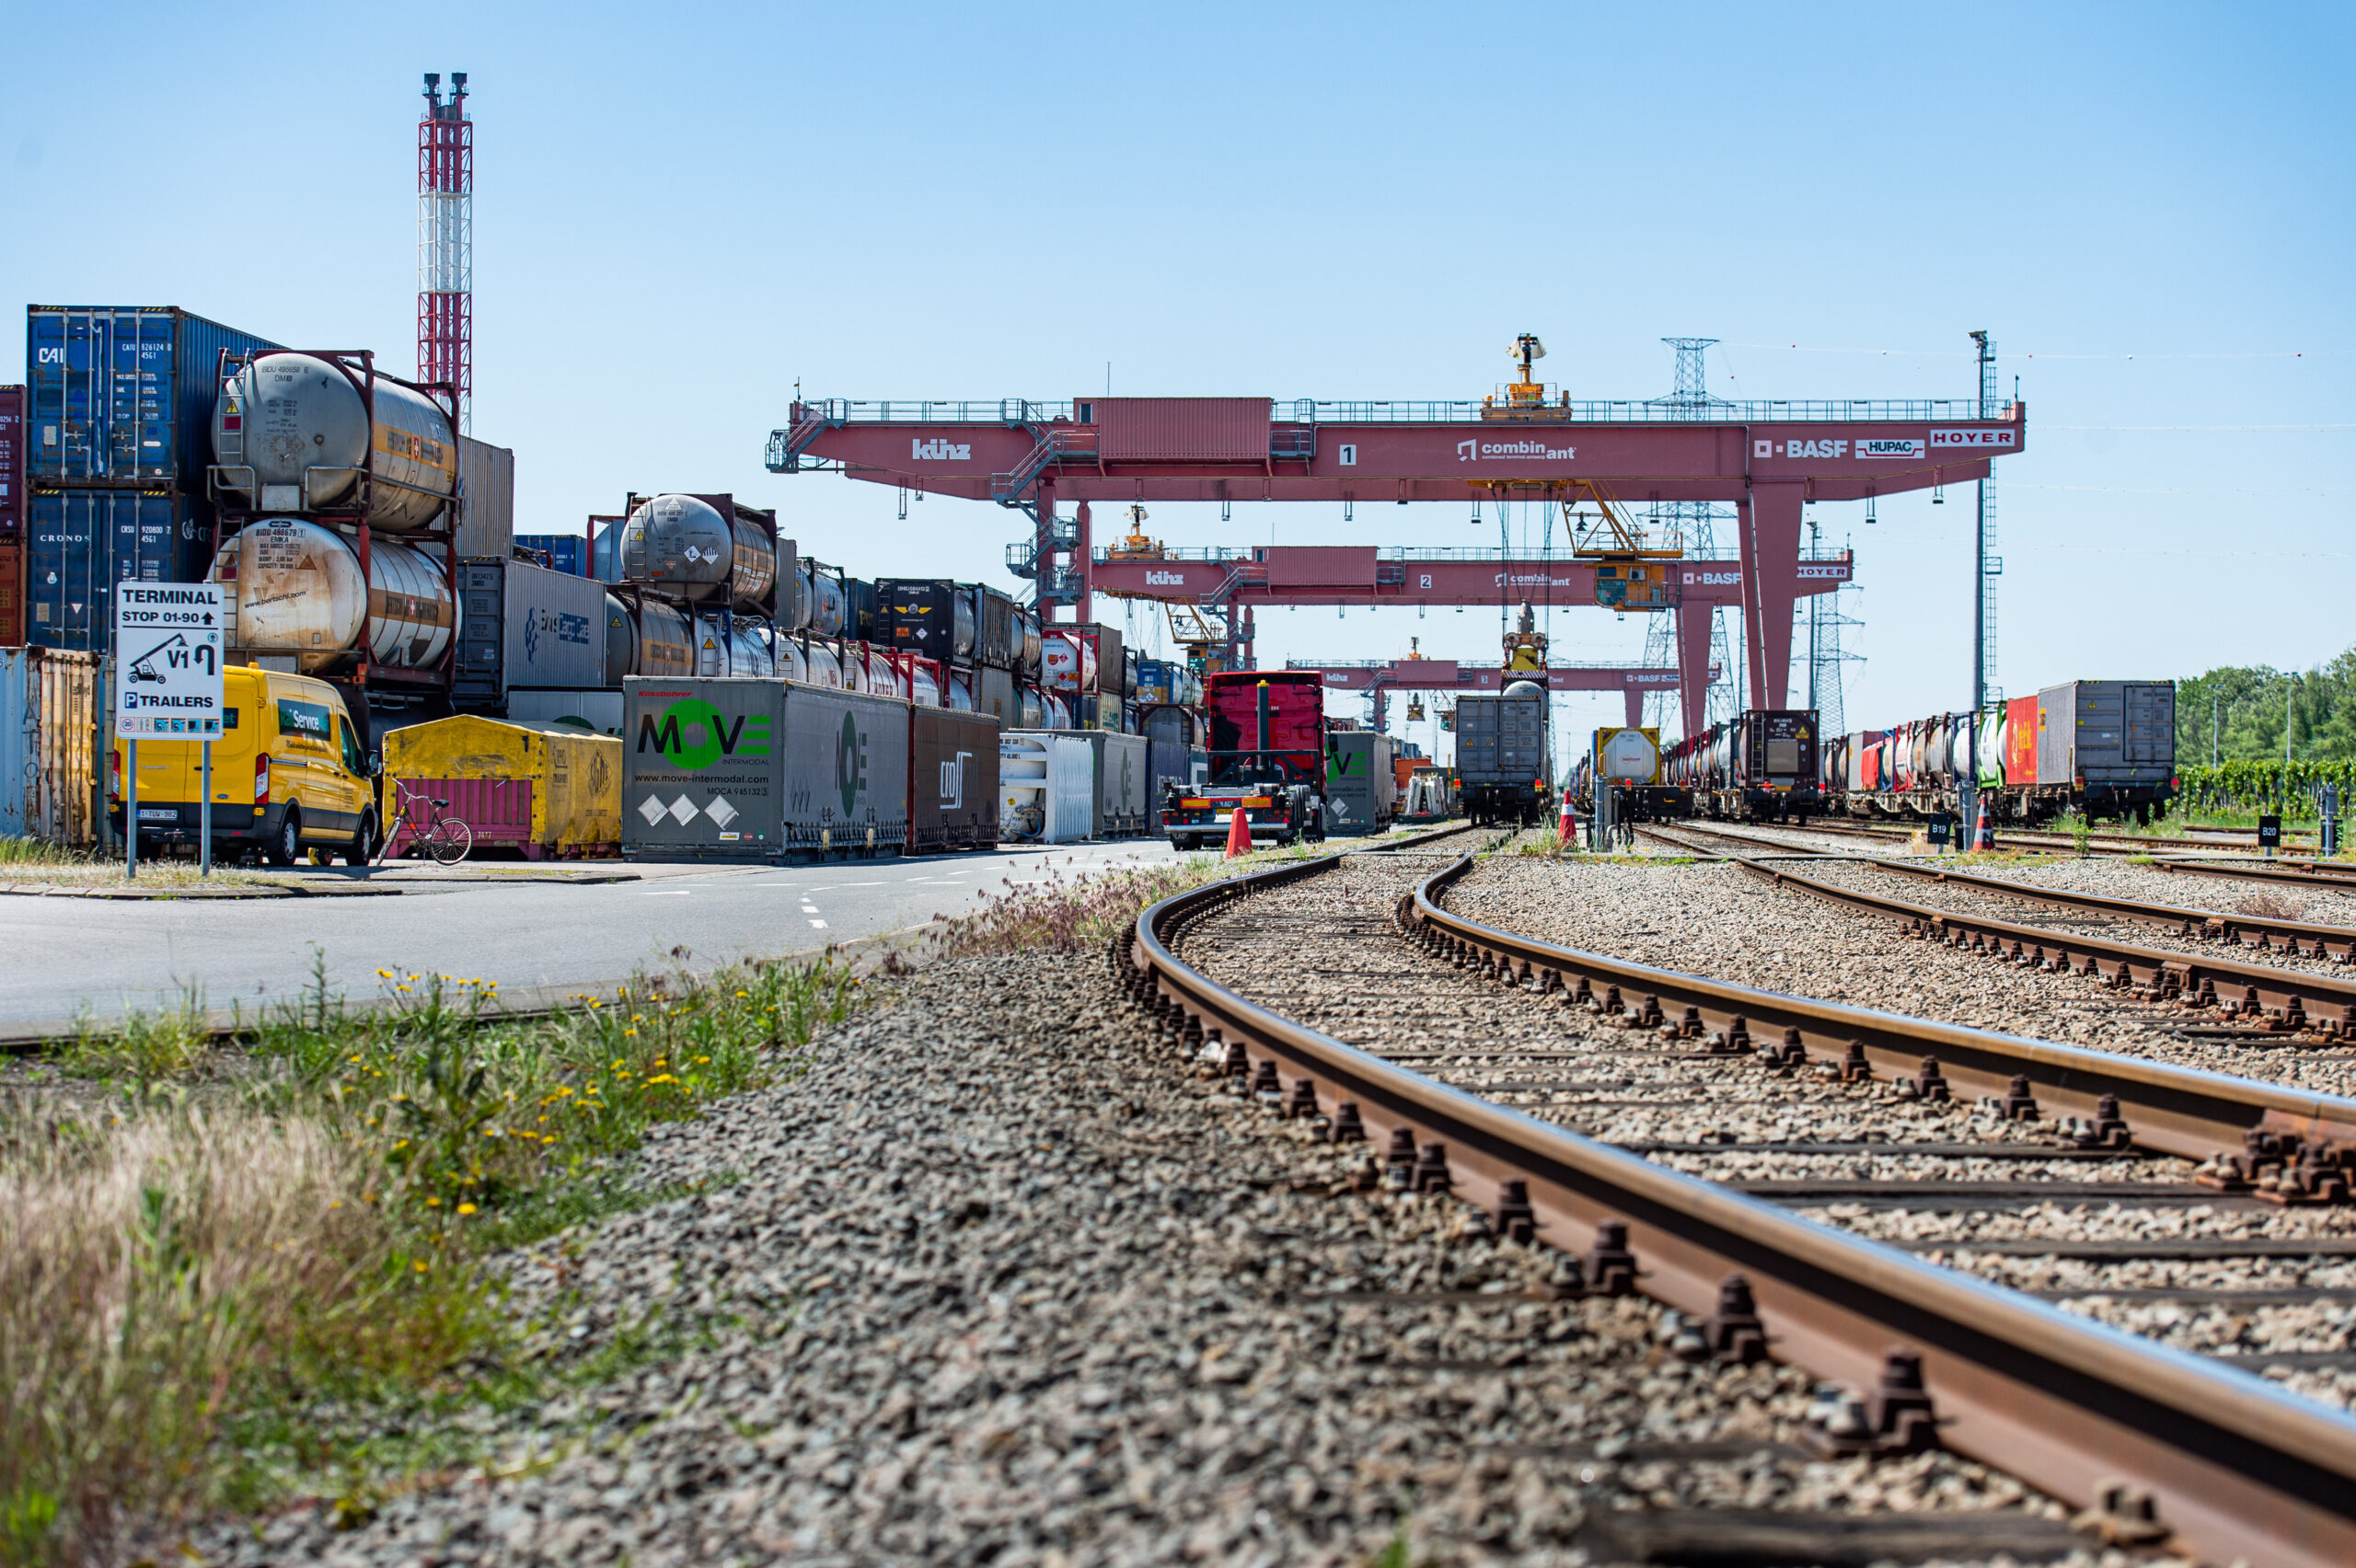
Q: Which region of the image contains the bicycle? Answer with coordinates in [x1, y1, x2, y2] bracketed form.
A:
[379, 782, 473, 867]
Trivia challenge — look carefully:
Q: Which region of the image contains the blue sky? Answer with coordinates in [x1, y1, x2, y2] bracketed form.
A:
[6, 1, 2349, 750]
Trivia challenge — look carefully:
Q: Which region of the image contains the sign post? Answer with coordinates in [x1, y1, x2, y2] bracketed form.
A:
[2258, 814, 2282, 859]
[114, 583, 227, 879]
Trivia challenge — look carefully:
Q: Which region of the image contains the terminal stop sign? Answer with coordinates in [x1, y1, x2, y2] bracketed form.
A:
[1597, 727, 1660, 784]
[115, 582, 227, 739]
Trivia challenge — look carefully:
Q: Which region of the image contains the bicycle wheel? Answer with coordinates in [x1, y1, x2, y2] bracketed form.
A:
[425, 817, 473, 866]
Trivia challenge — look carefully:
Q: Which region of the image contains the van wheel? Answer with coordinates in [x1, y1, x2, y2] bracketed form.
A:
[267, 809, 302, 868]
[346, 809, 378, 868]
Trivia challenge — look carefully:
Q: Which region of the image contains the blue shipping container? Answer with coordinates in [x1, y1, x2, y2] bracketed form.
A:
[26, 490, 208, 653]
[26, 306, 282, 488]
[515, 534, 587, 576]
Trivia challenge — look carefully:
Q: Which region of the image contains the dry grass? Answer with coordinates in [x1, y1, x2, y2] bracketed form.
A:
[0, 836, 278, 890]
[0, 1103, 445, 1563]
[2233, 888, 2309, 921]
[924, 844, 1334, 961]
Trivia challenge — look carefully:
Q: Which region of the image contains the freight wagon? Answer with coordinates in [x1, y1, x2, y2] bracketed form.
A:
[1821, 680, 2175, 826]
[1454, 683, 1552, 826]
[1161, 670, 1328, 849]
[1666, 709, 1821, 821]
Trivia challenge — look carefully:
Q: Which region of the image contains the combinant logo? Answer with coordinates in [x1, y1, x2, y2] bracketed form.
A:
[911, 438, 972, 461]
[1460, 438, 1576, 462]
[836, 711, 868, 813]
[636, 698, 773, 770]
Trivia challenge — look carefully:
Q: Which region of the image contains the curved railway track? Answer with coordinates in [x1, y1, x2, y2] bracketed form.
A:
[1783, 813, 2352, 868]
[1116, 836, 2356, 1568]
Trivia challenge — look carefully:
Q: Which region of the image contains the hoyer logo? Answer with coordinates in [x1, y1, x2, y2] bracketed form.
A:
[1929, 428, 2017, 450]
[1144, 570, 1185, 586]
[910, 438, 972, 461]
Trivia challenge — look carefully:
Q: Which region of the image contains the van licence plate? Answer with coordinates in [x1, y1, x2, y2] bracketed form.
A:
[138, 808, 178, 822]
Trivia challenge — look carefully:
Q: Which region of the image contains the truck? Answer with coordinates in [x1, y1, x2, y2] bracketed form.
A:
[1161, 670, 1327, 850]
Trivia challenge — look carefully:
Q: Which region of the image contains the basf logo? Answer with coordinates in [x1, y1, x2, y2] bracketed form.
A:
[1929, 428, 2018, 451]
[910, 438, 972, 461]
[1682, 569, 1739, 586]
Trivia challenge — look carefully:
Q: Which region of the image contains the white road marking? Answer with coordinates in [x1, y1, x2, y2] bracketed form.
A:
[807, 918, 828, 928]
[641, 890, 691, 896]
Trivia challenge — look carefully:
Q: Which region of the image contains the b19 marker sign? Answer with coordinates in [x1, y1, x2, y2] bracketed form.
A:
[115, 582, 226, 739]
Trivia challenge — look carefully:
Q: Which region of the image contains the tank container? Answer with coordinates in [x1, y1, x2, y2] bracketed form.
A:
[776, 640, 809, 683]
[1042, 631, 1097, 693]
[945, 672, 973, 711]
[879, 578, 976, 663]
[804, 643, 844, 687]
[999, 732, 1091, 843]
[1014, 608, 1042, 676]
[619, 494, 775, 607]
[211, 353, 455, 529]
[806, 571, 847, 638]
[209, 518, 451, 673]
[1021, 686, 1044, 729]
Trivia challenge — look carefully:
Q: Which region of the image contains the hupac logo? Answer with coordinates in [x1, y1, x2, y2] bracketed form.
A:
[637, 698, 772, 770]
[836, 710, 868, 813]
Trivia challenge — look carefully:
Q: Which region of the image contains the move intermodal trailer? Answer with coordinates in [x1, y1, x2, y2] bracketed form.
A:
[1322, 729, 1395, 836]
[622, 676, 911, 862]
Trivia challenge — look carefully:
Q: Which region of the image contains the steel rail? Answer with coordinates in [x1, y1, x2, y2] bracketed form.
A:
[1649, 820, 2356, 961]
[1793, 814, 2338, 861]
[1124, 847, 2356, 1567]
[1699, 844, 2356, 1041]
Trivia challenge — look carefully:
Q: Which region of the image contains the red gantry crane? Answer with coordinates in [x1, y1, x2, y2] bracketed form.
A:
[768, 338, 2022, 733]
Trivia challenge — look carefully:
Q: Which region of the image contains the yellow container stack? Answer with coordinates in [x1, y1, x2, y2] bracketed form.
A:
[381, 714, 622, 859]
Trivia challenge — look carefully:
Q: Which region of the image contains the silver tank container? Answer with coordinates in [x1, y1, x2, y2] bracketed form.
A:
[212, 353, 456, 531]
[619, 494, 776, 609]
[776, 640, 810, 683]
[613, 598, 693, 678]
[807, 572, 847, 639]
[602, 594, 637, 680]
[773, 541, 810, 630]
[209, 518, 453, 673]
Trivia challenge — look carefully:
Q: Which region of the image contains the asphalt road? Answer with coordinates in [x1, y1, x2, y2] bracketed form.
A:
[0, 841, 1184, 1023]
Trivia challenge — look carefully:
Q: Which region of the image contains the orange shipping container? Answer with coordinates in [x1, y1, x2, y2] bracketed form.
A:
[2004, 695, 2040, 785]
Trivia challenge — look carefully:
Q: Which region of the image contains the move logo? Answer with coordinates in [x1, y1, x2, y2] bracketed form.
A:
[637, 698, 773, 771]
[836, 711, 868, 813]
[911, 438, 972, 461]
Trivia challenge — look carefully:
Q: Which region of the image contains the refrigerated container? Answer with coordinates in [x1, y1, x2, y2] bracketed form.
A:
[27, 306, 281, 487]
[910, 707, 1000, 852]
[453, 556, 607, 709]
[621, 677, 909, 861]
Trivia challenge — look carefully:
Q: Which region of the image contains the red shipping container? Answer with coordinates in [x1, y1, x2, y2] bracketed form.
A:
[0, 539, 19, 647]
[1090, 397, 1271, 463]
[2004, 695, 2040, 786]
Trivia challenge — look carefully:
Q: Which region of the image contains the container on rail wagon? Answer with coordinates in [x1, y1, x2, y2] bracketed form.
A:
[909, 707, 1000, 852]
[973, 584, 1017, 670]
[602, 594, 693, 681]
[383, 712, 621, 859]
[1042, 631, 1097, 694]
[210, 352, 455, 530]
[976, 664, 1017, 727]
[2036, 680, 2175, 794]
[208, 518, 452, 674]
[1013, 608, 1042, 678]
[28, 306, 282, 488]
[452, 556, 607, 709]
[688, 613, 777, 679]
[944, 670, 973, 711]
[622, 676, 911, 862]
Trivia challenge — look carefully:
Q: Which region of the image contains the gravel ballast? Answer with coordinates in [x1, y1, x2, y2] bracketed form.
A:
[171, 942, 2106, 1568]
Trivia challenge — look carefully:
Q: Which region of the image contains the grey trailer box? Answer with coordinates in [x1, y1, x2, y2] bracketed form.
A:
[623, 677, 911, 862]
[1323, 730, 1394, 836]
[453, 556, 608, 709]
[507, 686, 624, 737]
[2036, 680, 2176, 789]
[1454, 692, 1548, 785]
[1080, 731, 1149, 837]
[1146, 737, 1192, 830]
[455, 436, 514, 560]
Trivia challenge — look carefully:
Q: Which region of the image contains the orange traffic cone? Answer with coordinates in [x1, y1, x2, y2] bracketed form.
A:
[1224, 804, 1253, 859]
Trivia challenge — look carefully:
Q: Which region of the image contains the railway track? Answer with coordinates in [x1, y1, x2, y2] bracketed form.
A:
[1641, 821, 2356, 1040]
[1782, 813, 2351, 866]
[1117, 838, 2356, 1567]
